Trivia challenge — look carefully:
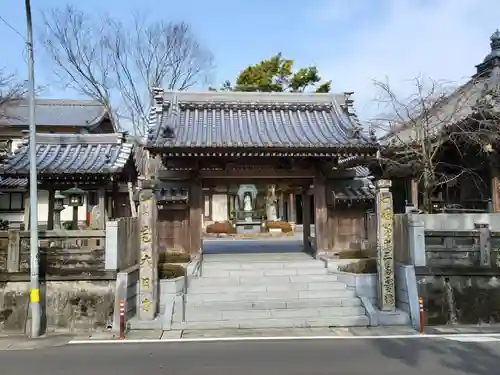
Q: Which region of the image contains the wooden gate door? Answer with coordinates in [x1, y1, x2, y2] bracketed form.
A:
[157, 209, 189, 253]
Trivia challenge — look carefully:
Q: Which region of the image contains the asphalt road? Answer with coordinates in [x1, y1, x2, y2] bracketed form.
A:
[2, 338, 500, 375]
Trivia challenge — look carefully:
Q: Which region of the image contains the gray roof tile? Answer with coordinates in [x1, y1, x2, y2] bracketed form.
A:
[0, 99, 108, 128]
[147, 90, 375, 149]
[332, 178, 375, 201]
[0, 177, 28, 188]
[1, 133, 135, 175]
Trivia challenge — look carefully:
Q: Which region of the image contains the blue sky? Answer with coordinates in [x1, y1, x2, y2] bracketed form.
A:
[2, 0, 500, 118]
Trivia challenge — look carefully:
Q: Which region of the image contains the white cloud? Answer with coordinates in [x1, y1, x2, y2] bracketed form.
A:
[314, 0, 500, 119]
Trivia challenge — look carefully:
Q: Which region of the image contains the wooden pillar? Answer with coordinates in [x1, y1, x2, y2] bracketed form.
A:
[189, 177, 202, 256]
[23, 194, 30, 230]
[410, 179, 419, 208]
[289, 191, 296, 223]
[278, 191, 285, 220]
[314, 174, 328, 255]
[376, 179, 395, 311]
[98, 187, 107, 229]
[111, 182, 119, 218]
[47, 188, 55, 230]
[138, 180, 158, 320]
[491, 168, 500, 212]
[302, 190, 311, 254]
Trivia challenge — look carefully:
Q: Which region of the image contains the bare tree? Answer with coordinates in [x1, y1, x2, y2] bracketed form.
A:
[40, 6, 214, 135]
[0, 69, 26, 120]
[0, 69, 26, 161]
[372, 75, 500, 213]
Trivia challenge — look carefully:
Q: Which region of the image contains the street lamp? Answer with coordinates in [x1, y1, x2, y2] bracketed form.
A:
[61, 187, 86, 230]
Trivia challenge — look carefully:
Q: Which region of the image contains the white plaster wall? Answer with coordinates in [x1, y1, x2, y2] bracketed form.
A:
[212, 194, 228, 222]
[0, 190, 88, 224]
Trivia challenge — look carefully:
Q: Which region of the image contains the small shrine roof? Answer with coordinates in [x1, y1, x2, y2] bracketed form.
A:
[146, 90, 377, 153]
[1, 133, 136, 176]
[0, 99, 109, 129]
[331, 177, 376, 201]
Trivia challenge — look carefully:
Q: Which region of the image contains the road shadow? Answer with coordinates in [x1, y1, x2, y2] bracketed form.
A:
[371, 337, 500, 374]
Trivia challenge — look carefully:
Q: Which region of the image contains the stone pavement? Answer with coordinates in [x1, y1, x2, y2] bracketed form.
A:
[0, 334, 74, 351]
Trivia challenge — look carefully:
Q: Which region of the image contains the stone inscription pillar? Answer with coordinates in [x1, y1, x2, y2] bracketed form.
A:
[138, 183, 158, 320]
[376, 179, 396, 311]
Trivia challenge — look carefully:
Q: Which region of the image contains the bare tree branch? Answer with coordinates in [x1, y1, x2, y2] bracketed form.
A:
[372, 75, 499, 212]
[0, 69, 27, 121]
[40, 6, 214, 136]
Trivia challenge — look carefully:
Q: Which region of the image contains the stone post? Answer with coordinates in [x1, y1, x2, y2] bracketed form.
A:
[475, 222, 492, 267]
[376, 179, 395, 311]
[138, 181, 158, 320]
[408, 215, 426, 266]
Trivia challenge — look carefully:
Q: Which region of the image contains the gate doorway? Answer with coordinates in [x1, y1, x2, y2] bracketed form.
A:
[157, 209, 189, 254]
[201, 178, 313, 255]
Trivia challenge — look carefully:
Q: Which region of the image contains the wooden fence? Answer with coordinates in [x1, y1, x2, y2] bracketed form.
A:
[116, 217, 139, 270]
[0, 230, 106, 275]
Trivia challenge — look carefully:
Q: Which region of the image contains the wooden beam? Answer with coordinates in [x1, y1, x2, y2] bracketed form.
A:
[47, 188, 55, 230]
[302, 191, 311, 254]
[189, 178, 202, 256]
[98, 187, 107, 229]
[492, 168, 500, 212]
[200, 169, 315, 179]
[410, 179, 419, 209]
[314, 172, 328, 255]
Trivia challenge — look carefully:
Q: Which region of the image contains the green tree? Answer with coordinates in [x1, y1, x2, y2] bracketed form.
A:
[212, 53, 331, 93]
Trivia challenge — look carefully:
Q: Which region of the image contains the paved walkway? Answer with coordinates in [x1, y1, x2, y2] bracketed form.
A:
[203, 237, 305, 254]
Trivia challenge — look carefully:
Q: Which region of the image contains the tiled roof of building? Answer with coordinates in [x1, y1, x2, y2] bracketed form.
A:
[0, 177, 28, 188]
[146, 90, 376, 150]
[332, 178, 375, 201]
[0, 99, 108, 128]
[1, 133, 135, 175]
[383, 30, 500, 145]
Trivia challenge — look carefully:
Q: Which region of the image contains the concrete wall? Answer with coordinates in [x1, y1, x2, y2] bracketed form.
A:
[0, 279, 115, 333]
[417, 275, 500, 325]
[113, 266, 139, 332]
[420, 213, 500, 231]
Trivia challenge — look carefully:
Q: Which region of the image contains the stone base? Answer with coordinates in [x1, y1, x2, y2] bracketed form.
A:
[236, 222, 262, 235]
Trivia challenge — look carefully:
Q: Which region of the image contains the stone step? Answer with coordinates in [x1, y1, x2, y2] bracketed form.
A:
[174, 306, 366, 322]
[200, 261, 325, 271]
[170, 315, 370, 330]
[183, 297, 362, 311]
[185, 289, 357, 303]
[189, 274, 339, 286]
[188, 281, 347, 294]
[200, 267, 327, 278]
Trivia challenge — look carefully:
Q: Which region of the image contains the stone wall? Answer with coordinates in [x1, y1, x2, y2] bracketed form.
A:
[0, 279, 115, 333]
[417, 274, 500, 325]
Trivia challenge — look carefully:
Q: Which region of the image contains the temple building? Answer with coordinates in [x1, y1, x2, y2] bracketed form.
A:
[0, 132, 141, 228]
[379, 30, 500, 213]
[0, 99, 116, 226]
[144, 90, 379, 255]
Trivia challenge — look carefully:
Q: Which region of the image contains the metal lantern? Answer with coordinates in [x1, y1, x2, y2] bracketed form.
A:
[62, 186, 86, 207]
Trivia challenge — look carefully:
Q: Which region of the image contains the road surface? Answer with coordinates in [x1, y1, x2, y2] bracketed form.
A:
[2, 338, 499, 374]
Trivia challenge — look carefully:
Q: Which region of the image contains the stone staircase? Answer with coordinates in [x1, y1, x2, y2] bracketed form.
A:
[169, 253, 370, 329]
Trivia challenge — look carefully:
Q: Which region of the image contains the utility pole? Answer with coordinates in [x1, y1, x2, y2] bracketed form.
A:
[25, 0, 41, 338]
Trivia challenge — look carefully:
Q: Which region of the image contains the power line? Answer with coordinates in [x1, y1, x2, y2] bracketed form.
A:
[0, 13, 26, 41]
